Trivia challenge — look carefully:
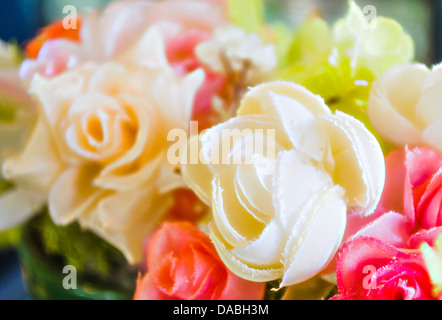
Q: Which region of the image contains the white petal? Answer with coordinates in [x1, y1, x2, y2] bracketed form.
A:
[416, 63, 442, 127]
[271, 92, 328, 161]
[235, 163, 274, 222]
[2, 119, 63, 194]
[273, 149, 334, 232]
[0, 189, 45, 230]
[422, 118, 442, 152]
[128, 26, 170, 69]
[212, 171, 265, 248]
[181, 136, 213, 205]
[281, 186, 347, 287]
[49, 166, 102, 225]
[368, 88, 423, 146]
[209, 222, 284, 282]
[231, 220, 285, 266]
[238, 81, 331, 118]
[321, 111, 385, 214]
[375, 63, 428, 124]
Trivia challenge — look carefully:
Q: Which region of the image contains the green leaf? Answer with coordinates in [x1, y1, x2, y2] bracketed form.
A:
[228, 0, 265, 34]
[34, 210, 127, 278]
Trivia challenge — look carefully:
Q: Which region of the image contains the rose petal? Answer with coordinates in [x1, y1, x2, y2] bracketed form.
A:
[0, 189, 45, 230]
[281, 185, 346, 287]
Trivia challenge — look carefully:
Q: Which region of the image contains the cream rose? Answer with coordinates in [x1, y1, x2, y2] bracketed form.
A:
[368, 63, 442, 152]
[182, 81, 385, 286]
[2, 28, 204, 263]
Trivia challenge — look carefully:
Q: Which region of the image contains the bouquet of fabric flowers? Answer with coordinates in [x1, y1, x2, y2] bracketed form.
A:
[0, 0, 441, 300]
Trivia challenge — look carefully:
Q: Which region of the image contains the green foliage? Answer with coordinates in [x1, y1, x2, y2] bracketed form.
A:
[34, 211, 127, 278]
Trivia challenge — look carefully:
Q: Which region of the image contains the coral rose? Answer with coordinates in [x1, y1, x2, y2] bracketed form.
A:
[134, 222, 265, 300]
[369, 63, 442, 152]
[333, 237, 435, 300]
[182, 81, 385, 286]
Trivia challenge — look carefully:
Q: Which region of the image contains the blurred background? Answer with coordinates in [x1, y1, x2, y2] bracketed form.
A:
[0, 0, 440, 300]
[0, 0, 440, 63]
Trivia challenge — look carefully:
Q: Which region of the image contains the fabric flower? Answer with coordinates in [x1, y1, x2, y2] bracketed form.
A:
[182, 81, 385, 286]
[368, 63, 442, 152]
[379, 146, 442, 245]
[331, 146, 442, 269]
[196, 25, 277, 82]
[134, 222, 265, 300]
[2, 28, 204, 263]
[333, 237, 435, 300]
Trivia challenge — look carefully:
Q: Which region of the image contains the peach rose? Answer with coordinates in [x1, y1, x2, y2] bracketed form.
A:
[134, 222, 265, 300]
[2, 29, 204, 263]
[182, 81, 385, 286]
[369, 63, 442, 152]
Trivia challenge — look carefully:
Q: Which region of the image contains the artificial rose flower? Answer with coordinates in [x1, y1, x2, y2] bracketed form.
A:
[134, 222, 265, 300]
[368, 63, 442, 152]
[421, 235, 442, 299]
[196, 25, 277, 83]
[182, 81, 385, 286]
[2, 28, 204, 263]
[333, 237, 435, 300]
[379, 146, 442, 245]
[327, 146, 442, 274]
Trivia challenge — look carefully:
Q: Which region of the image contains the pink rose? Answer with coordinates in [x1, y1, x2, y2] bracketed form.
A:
[337, 146, 442, 253]
[332, 237, 435, 300]
[165, 29, 227, 117]
[379, 146, 442, 245]
[134, 222, 265, 300]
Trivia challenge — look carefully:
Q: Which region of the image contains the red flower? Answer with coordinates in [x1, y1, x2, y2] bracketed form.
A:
[332, 237, 435, 300]
[134, 222, 265, 300]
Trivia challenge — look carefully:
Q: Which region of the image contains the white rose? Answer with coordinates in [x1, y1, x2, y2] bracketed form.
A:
[368, 63, 442, 152]
[182, 81, 385, 286]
